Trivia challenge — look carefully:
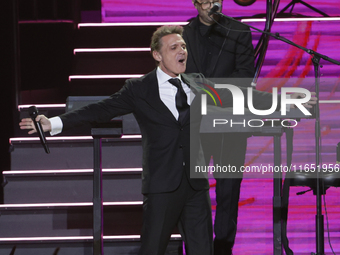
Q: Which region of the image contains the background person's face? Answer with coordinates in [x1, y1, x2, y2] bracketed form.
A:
[194, 0, 222, 26]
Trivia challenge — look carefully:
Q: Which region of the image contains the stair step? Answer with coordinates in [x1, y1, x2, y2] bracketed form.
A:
[10, 136, 142, 170]
[72, 50, 155, 75]
[0, 203, 182, 254]
[68, 76, 136, 97]
[0, 235, 182, 255]
[0, 234, 181, 243]
[3, 169, 143, 204]
[0, 204, 144, 236]
[3, 168, 142, 177]
[0, 201, 143, 211]
[75, 23, 167, 48]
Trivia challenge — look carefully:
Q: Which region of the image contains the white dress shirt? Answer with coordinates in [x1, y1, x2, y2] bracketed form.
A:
[156, 67, 194, 120]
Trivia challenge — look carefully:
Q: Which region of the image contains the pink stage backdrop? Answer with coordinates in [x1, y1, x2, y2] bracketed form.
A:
[101, 0, 340, 22]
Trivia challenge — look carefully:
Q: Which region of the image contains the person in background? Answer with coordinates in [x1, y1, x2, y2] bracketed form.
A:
[183, 1, 255, 254]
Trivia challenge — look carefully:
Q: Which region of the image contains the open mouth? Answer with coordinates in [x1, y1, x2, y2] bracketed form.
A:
[178, 58, 185, 64]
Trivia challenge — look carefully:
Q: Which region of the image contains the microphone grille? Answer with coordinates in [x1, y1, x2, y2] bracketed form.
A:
[28, 106, 39, 118]
[214, 2, 222, 9]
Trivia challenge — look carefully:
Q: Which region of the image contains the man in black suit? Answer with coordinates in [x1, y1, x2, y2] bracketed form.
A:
[183, 1, 256, 254]
[19, 25, 315, 255]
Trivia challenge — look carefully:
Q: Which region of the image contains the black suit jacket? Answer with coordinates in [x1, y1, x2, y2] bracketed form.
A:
[183, 15, 255, 80]
[59, 69, 275, 194]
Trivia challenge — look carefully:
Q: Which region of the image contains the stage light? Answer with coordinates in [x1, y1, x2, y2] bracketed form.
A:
[234, 0, 256, 6]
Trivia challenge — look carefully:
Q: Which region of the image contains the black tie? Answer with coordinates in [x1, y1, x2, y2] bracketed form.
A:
[168, 78, 189, 124]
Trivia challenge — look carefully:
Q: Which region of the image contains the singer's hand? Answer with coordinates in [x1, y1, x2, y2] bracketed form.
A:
[290, 92, 317, 108]
[19, 115, 52, 134]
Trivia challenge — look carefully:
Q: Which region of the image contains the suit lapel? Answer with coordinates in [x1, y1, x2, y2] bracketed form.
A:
[143, 69, 178, 124]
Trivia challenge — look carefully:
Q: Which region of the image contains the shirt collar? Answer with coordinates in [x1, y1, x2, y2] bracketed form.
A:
[156, 66, 182, 86]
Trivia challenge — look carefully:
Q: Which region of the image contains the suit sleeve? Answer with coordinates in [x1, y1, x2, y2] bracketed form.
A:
[59, 80, 136, 131]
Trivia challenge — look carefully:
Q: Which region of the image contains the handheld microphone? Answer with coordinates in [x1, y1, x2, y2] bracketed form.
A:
[28, 106, 50, 154]
[208, 2, 222, 16]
